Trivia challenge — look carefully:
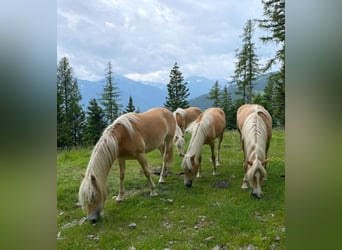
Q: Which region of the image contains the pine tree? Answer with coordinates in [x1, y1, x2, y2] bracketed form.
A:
[101, 61, 121, 125]
[218, 85, 235, 129]
[258, 0, 285, 127]
[57, 57, 85, 148]
[84, 98, 106, 146]
[232, 19, 260, 104]
[207, 80, 221, 107]
[164, 62, 190, 111]
[124, 96, 136, 113]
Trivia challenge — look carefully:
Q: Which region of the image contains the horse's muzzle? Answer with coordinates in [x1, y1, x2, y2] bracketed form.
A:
[88, 211, 100, 224]
[185, 179, 193, 188]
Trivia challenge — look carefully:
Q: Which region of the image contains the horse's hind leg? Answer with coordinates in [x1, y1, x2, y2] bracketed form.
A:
[116, 159, 126, 202]
[137, 153, 157, 197]
[159, 139, 173, 183]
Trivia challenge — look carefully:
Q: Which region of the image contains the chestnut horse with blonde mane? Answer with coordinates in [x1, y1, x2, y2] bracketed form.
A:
[78, 108, 175, 223]
[237, 104, 272, 198]
[181, 107, 226, 187]
[173, 107, 202, 156]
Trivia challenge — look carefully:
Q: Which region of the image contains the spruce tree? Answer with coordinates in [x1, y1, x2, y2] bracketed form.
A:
[207, 80, 221, 107]
[84, 98, 106, 146]
[101, 61, 121, 125]
[57, 57, 85, 148]
[124, 96, 136, 113]
[258, 0, 285, 127]
[232, 19, 260, 104]
[219, 85, 235, 129]
[164, 62, 190, 111]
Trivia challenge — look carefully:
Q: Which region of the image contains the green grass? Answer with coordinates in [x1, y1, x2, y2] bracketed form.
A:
[57, 129, 285, 249]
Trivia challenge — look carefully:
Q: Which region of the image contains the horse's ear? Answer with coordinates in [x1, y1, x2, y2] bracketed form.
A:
[90, 174, 96, 183]
[262, 158, 270, 165]
[247, 160, 253, 166]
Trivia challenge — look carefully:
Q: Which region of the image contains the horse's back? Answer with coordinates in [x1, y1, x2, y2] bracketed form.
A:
[237, 104, 272, 139]
[137, 107, 176, 139]
[201, 107, 226, 138]
[184, 107, 202, 127]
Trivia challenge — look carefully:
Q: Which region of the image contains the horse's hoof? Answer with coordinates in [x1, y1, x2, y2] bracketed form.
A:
[150, 191, 158, 197]
[114, 195, 124, 202]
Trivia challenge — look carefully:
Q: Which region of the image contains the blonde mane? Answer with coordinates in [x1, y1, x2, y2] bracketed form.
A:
[241, 106, 268, 176]
[184, 112, 213, 164]
[78, 113, 139, 208]
[173, 108, 186, 119]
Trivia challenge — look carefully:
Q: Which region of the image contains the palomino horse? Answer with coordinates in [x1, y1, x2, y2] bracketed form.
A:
[236, 104, 272, 198]
[173, 107, 202, 156]
[78, 107, 175, 223]
[181, 107, 226, 187]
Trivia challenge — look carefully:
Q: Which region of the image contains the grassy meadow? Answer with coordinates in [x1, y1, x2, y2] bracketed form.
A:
[57, 129, 285, 249]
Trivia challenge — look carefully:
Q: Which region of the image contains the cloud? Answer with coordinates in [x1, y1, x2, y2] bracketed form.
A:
[58, 0, 280, 82]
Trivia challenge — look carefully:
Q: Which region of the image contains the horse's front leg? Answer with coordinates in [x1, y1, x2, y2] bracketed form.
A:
[137, 153, 157, 197]
[216, 132, 224, 167]
[209, 142, 217, 175]
[241, 172, 249, 189]
[196, 154, 202, 177]
[115, 159, 126, 202]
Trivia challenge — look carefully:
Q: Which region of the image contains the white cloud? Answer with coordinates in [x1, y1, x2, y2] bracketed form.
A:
[58, 0, 279, 81]
[124, 70, 169, 83]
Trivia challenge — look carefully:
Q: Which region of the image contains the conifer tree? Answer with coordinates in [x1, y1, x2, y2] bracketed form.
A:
[124, 96, 136, 113]
[101, 61, 121, 125]
[84, 98, 106, 146]
[57, 56, 85, 148]
[258, 0, 285, 127]
[219, 85, 235, 129]
[164, 62, 190, 111]
[207, 80, 221, 107]
[232, 19, 260, 104]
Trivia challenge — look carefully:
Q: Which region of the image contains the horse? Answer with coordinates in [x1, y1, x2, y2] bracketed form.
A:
[181, 107, 226, 187]
[173, 107, 202, 156]
[236, 104, 272, 198]
[78, 107, 176, 223]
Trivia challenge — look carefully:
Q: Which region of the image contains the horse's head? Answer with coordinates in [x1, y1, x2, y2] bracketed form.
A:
[181, 154, 198, 187]
[246, 159, 268, 199]
[78, 174, 109, 224]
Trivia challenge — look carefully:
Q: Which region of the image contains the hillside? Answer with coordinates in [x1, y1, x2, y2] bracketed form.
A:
[189, 72, 274, 111]
[78, 73, 273, 112]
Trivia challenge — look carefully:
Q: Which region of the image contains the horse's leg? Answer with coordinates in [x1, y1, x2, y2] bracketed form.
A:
[209, 142, 217, 175]
[216, 131, 224, 167]
[137, 153, 158, 197]
[159, 138, 173, 183]
[196, 154, 202, 177]
[241, 172, 249, 189]
[116, 159, 126, 202]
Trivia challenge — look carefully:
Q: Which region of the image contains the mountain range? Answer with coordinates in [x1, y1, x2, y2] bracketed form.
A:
[78, 73, 273, 112]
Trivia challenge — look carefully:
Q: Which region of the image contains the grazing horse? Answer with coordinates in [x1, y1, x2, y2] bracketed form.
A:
[173, 107, 202, 156]
[181, 107, 226, 187]
[78, 108, 175, 223]
[236, 104, 272, 198]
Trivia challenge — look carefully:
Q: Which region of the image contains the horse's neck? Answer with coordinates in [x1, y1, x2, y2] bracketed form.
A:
[86, 132, 118, 182]
[187, 124, 205, 159]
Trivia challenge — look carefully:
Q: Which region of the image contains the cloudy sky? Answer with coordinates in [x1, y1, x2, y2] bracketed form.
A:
[58, 0, 279, 83]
